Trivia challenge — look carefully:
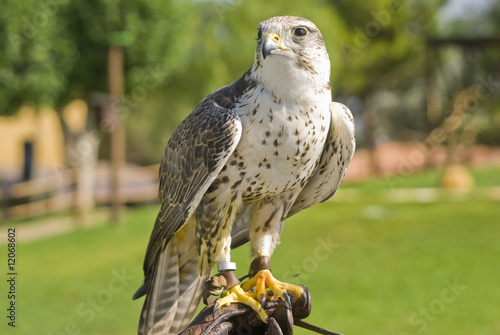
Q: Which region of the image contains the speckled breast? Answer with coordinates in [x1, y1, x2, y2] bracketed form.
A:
[215, 86, 331, 201]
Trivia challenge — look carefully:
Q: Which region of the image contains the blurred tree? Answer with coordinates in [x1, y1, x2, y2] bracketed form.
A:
[0, 0, 76, 114]
[441, 0, 500, 146]
[330, 0, 446, 94]
[63, 0, 194, 109]
[0, 0, 194, 115]
[326, 0, 446, 173]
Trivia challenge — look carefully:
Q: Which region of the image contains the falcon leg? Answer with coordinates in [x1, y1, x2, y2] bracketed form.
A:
[243, 199, 304, 303]
[241, 256, 305, 304]
[214, 268, 269, 323]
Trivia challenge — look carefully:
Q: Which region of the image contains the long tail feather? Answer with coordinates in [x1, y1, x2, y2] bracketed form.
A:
[137, 238, 204, 335]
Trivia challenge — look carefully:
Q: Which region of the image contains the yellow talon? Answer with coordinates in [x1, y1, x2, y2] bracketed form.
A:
[215, 284, 269, 323]
[213, 269, 304, 323]
[241, 269, 304, 303]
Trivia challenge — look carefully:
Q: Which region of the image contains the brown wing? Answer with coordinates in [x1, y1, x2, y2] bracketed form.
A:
[136, 105, 242, 335]
[141, 105, 240, 282]
[140, 70, 255, 282]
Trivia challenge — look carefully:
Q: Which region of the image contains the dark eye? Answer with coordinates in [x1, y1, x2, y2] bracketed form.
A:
[293, 27, 308, 37]
[257, 29, 262, 40]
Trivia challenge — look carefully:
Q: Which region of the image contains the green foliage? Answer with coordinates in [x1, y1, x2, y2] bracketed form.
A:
[441, 0, 500, 37]
[329, 0, 446, 95]
[64, 0, 194, 98]
[437, 0, 500, 146]
[0, 0, 193, 114]
[0, 0, 76, 113]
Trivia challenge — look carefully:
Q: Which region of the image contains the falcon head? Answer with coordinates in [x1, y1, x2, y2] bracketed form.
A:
[251, 16, 331, 102]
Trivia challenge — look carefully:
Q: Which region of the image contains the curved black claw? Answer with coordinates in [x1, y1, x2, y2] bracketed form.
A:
[259, 292, 267, 307]
[213, 301, 220, 319]
[283, 292, 292, 309]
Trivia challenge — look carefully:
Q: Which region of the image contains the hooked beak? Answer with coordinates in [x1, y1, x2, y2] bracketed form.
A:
[262, 33, 287, 59]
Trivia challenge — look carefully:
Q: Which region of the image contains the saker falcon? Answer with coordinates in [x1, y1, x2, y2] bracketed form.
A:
[134, 15, 356, 334]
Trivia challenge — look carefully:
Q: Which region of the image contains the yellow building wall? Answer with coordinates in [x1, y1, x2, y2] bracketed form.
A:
[0, 106, 66, 172]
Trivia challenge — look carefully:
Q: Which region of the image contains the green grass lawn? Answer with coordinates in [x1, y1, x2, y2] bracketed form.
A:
[1, 167, 499, 335]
